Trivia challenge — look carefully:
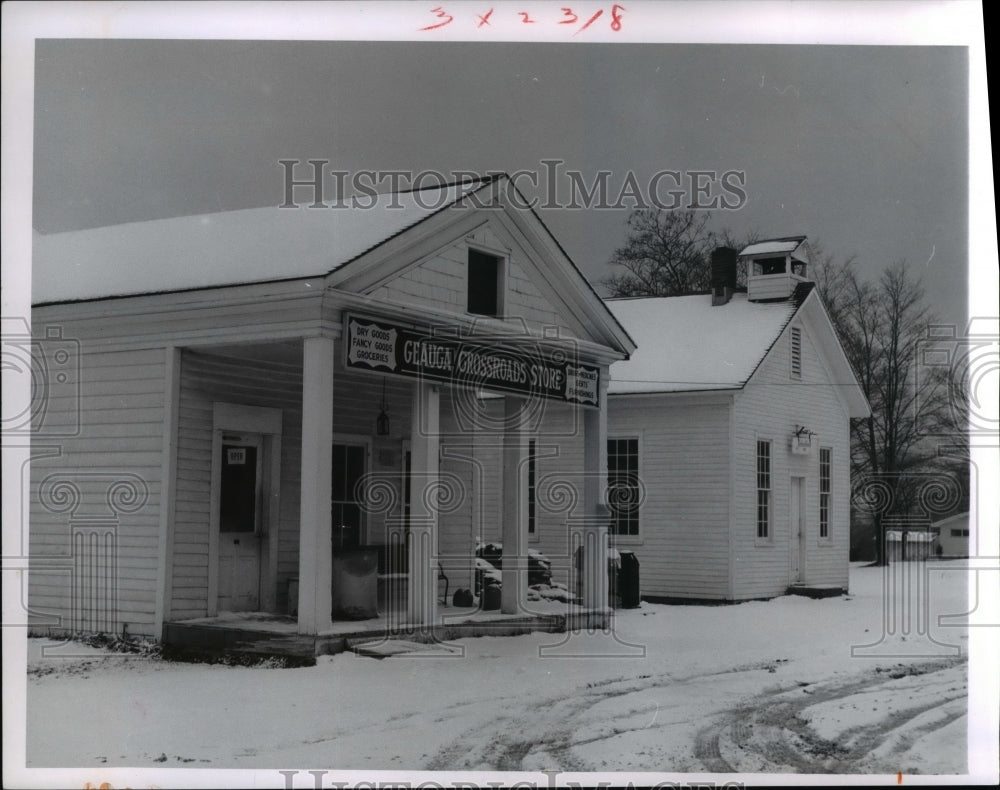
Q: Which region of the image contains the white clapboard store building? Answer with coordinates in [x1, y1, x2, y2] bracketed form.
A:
[605, 241, 870, 601]
[28, 175, 635, 643]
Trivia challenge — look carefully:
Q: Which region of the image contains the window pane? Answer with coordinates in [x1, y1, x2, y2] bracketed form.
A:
[607, 437, 639, 536]
[468, 250, 499, 316]
[344, 445, 365, 502]
[331, 444, 346, 501]
[756, 440, 771, 538]
[220, 444, 257, 533]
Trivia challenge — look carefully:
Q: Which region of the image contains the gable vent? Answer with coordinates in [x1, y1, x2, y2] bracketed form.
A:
[790, 327, 802, 379]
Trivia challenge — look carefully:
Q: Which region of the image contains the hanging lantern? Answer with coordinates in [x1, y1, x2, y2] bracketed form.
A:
[376, 378, 391, 436]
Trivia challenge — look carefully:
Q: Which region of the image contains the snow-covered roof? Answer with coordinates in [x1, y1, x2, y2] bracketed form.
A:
[931, 512, 969, 529]
[32, 180, 484, 304]
[740, 236, 809, 262]
[606, 293, 798, 394]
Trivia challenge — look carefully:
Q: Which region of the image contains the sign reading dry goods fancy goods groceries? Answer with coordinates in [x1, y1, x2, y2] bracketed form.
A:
[345, 315, 599, 406]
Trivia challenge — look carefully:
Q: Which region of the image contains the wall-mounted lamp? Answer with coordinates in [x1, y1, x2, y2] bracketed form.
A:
[791, 425, 816, 454]
[376, 378, 391, 436]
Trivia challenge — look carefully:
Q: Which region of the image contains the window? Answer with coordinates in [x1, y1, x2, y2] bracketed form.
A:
[951, 528, 969, 537]
[467, 249, 502, 317]
[790, 327, 802, 379]
[331, 443, 366, 550]
[755, 256, 786, 276]
[527, 439, 537, 536]
[819, 447, 831, 538]
[756, 439, 771, 539]
[219, 440, 261, 533]
[607, 438, 639, 537]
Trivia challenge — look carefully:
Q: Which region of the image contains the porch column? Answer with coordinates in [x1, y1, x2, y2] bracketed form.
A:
[297, 335, 335, 635]
[408, 381, 440, 626]
[501, 396, 528, 614]
[581, 369, 611, 610]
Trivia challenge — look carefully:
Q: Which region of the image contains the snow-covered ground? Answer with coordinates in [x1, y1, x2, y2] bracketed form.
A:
[23, 561, 984, 780]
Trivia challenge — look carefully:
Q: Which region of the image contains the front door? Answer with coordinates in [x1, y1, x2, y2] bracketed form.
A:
[790, 476, 806, 583]
[218, 433, 263, 611]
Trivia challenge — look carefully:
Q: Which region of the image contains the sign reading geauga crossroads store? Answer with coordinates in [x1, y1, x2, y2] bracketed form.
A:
[345, 315, 599, 406]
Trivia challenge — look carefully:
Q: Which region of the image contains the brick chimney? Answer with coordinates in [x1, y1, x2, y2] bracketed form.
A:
[711, 246, 738, 306]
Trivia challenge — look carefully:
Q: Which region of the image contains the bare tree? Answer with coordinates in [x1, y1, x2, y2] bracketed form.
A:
[603, 209, 716, 297]
[603, 209, 762, 297]
[815, 257, 961, 564]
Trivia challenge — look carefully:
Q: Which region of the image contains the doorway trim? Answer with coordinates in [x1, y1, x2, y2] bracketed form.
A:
[208, 402, 283, 616]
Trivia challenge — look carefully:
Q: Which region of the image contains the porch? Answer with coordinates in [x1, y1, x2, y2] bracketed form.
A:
[166, 317, 615, 643]
[162, 602, 611, 665]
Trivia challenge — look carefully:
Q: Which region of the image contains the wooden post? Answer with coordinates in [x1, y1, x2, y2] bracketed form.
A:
[501, 396, 528, 614]
[408, 381, 440, 626]
[297, 335, 335, 635]
[581, 370, 610, 610]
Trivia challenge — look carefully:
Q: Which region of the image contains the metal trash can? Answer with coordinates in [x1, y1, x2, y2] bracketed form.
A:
[287, 577, 299, 617]
[332, 548, 379, 620]
[617, 550, 640, 608]
[574, 545, 620, 607]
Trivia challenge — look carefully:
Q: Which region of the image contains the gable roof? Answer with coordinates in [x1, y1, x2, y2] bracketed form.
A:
[606, 292, 799, 394]
[32, 179, 489, 305]
[606, 287, 870, 417]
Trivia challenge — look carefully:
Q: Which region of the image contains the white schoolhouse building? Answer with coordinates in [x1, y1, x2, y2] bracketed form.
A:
[604, 240, 870, 601]
[28, 175, 635, 646]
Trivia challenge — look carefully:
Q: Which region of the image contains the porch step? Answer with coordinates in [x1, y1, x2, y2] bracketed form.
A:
[786, 583, 847, 599]
[161, 622, 347, 665]
[350, 638, 463, 659]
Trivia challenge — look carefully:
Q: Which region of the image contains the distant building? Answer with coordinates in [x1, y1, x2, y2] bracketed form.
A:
[933, 512, 970, 558]
[885, 529, 938, 562]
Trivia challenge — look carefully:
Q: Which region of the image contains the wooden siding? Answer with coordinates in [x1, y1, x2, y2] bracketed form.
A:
[28, 340, 167, 636]
[731, 317, 851, 599]
[369, 223, 586, 339]
[32, 283, 326, 354]
[606, 396, 733, 599]
[747, 273, 808, 302]
[171, 348, 304, 620]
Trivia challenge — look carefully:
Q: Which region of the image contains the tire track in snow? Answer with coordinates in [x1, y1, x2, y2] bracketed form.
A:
[705, 658, 967, 774]
[426, 658, 967, 773]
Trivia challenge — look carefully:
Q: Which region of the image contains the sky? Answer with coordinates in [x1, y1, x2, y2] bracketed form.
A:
[27, 19, 974, 330]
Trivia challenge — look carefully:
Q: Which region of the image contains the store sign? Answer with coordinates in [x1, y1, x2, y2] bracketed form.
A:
[345, 315, 599, 406]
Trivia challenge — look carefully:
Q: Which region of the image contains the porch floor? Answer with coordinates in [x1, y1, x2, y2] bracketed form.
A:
[163, 601, 611, 665]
